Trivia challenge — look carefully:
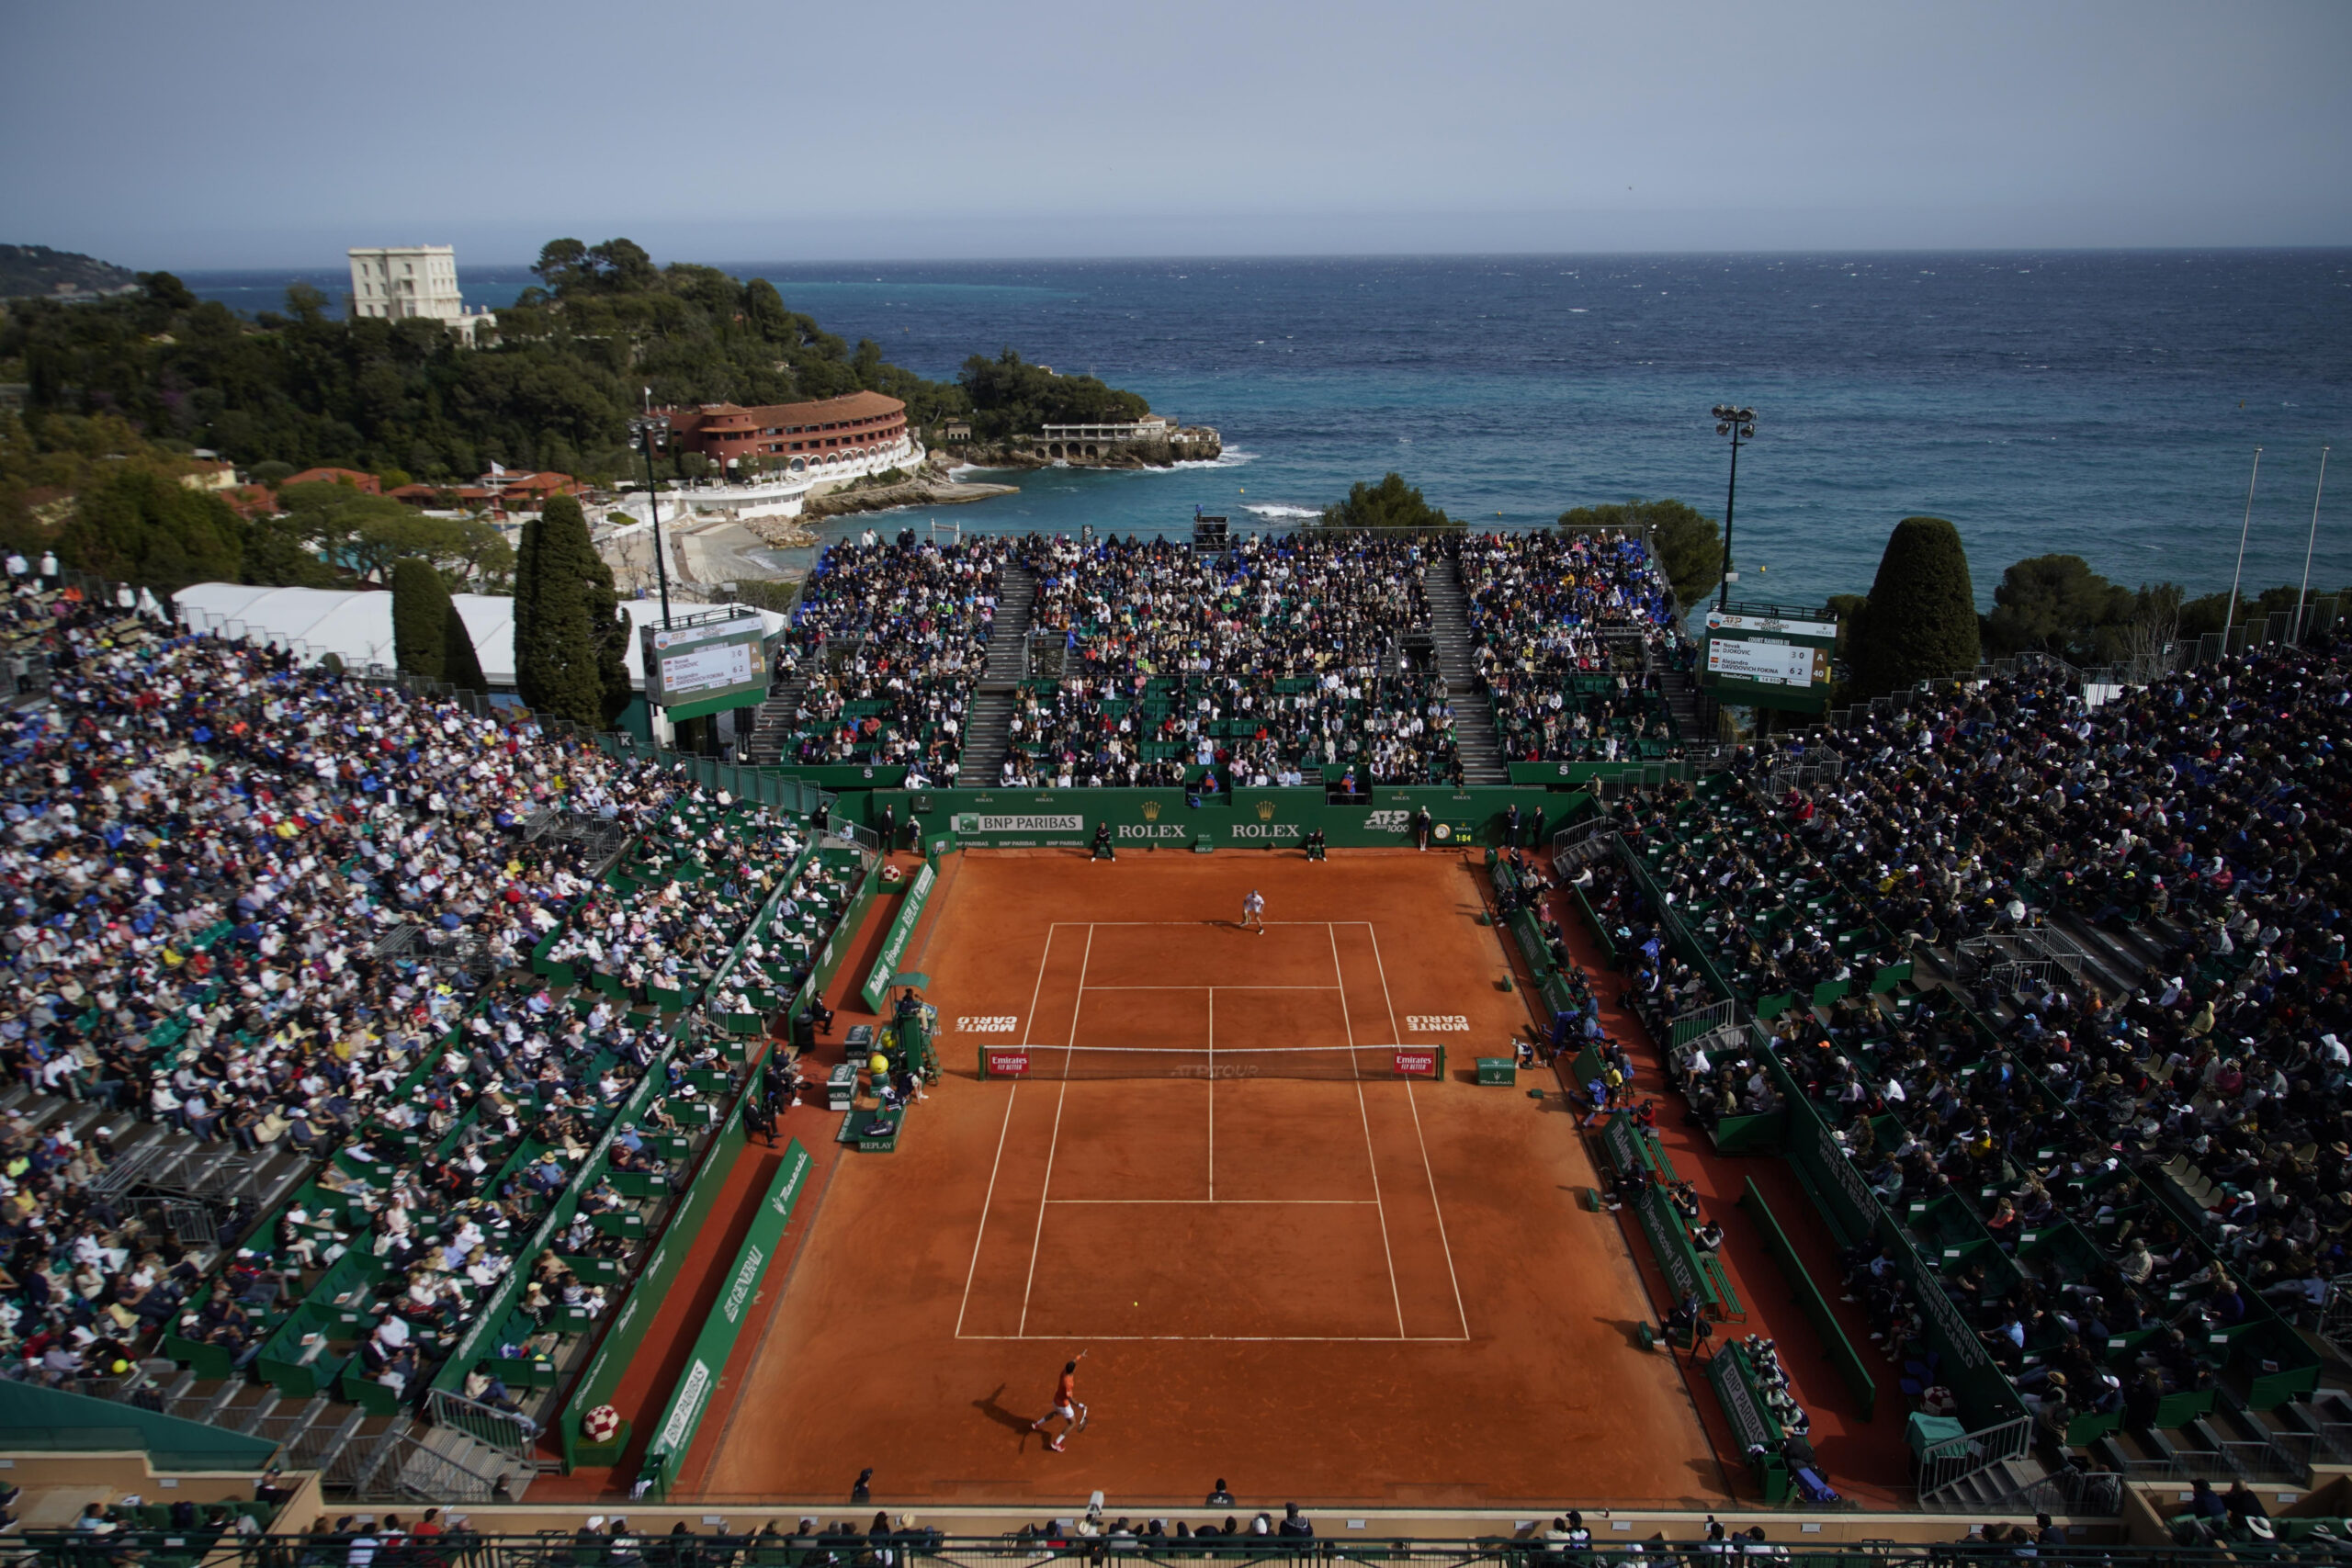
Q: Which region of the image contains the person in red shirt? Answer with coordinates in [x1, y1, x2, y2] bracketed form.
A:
[1028, 1353, 1088, 1451]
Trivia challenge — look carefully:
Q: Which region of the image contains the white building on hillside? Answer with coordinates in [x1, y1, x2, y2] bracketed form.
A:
[346, 245, 497, 342]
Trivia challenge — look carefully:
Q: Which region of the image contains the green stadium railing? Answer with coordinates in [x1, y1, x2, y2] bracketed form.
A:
[1739, 1176, 1877, 1420]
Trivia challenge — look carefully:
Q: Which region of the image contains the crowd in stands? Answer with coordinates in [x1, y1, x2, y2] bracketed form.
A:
[778, 533, 1013, 782]
[997, 671, 1459, 789]
[1573, 635, 2352, 1478]
[0, 612, 692, 1384]
[0, 572, 873, 1425]
[775, 524, 1700, 787]
[1024, 532, 1432, 676]
[1464, 530, 1689, 762]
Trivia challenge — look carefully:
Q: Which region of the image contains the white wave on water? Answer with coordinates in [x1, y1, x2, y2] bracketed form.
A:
[1243, 503, 1321, 520]
[1169, 446, 1257, 469]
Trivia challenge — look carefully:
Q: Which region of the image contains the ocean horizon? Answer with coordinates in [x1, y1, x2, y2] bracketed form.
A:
[181, 250, 2352, 611]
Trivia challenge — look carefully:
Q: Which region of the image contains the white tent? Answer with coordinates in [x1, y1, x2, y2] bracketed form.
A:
[170, 582, 783, 690]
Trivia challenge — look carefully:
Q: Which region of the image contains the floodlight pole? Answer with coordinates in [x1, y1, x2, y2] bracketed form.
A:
[1712, 405, 1758, 612]
[632, 415, 673, 629]
[2223, 446, 2262, 649]
[2296, 446, 2330, 645]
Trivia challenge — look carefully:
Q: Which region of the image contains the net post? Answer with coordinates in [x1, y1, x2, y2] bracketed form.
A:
[977, 1045, 988, 1080]
[1437, 1045, 1446, 1083]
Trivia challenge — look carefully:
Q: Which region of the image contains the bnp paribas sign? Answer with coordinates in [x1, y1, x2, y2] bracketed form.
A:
[952, 813, 1085, 834]
[949, 812, 1088, 847]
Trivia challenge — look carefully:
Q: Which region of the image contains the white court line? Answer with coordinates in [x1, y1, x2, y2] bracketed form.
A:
[1365, 919, 1471, 1340]
[954, 923, 1059, 1338]
[1205, 987, 1215, 1201]
[958, 1334, 1473, 1343]
[1335, 920, 1405, 1338]
[1044, 1203, 1374, 1213]
[1017, 923, 1091, 1337]
[1080, 984, 1340, 991]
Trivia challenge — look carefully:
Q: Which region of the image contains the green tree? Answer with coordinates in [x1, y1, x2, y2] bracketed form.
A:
[243, 509, 341, 587]
[391, 557, 485, 692]
[1558, 498, 1721, 609]
[1319, 471, 1459, 532]
[582, 543, 634, 725]
[743, 277, 790, 341]
[1847, 516, 1981, 697]
[514, 494, 626, 727]
[957, 349, 1148, 443]
[58, 466, 243, 590]
[1982, 553, 2137, 661]
[1824, 592, 1870, 661]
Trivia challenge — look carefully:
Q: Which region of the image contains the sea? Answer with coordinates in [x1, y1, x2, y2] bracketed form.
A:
[182, 253, 2352, 610]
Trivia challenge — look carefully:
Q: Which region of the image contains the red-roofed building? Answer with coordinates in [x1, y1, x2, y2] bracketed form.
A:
[389, 471, 582, 517]
[222, 484, 278, 519]
[281, 468, 381, 493]
[658, 390, 910, 473]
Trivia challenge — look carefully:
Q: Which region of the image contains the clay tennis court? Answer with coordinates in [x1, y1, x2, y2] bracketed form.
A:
[686, 851, 1721, 1508]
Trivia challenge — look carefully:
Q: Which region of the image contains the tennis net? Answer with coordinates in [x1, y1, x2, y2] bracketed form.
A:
[977, 1044, 1444, 1080]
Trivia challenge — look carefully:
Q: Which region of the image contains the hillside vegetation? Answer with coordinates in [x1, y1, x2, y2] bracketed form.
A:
[0, 236, 1151, 487]
[0, 243, 139, 300]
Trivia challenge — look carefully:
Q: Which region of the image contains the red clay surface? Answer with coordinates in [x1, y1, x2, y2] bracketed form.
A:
[686, 849, 1722, 1509]
[1538, 883, 1913, 1506]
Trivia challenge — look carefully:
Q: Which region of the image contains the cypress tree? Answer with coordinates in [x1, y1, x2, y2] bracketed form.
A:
[1848, 515, 1981, 697]
[392, 558, 489, 692]
[390, 558, 447, 683]
[443, 594, 488, 694]
[512, 495, 616, 727]
[583, 561, 634, 724]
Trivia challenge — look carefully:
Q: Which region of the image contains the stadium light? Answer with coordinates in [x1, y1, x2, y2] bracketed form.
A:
[630, 413, 673, 628]
[1710, 404, 1758, 612]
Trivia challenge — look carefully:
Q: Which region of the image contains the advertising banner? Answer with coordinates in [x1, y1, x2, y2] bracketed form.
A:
[859, 860, 937, 1011]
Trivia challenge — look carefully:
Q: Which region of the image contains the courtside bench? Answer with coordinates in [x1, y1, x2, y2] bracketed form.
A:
[838, 1103, 906, 1152]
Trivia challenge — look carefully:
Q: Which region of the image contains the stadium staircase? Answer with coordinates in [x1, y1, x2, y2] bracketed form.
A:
[741, 667, 810, 765]
[1425, 557, 1509, 784]
[1660, 665, 1719, 748]
[0, 1082, 310, 1229]
[958, 564, 1037, 784]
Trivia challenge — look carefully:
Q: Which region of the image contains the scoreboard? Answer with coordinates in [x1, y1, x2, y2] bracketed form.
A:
[1698, 605, 1838, 714]
[641, 610, 773, 721]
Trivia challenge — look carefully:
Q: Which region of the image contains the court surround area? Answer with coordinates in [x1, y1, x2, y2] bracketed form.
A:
[689, 852, 1717, 1507]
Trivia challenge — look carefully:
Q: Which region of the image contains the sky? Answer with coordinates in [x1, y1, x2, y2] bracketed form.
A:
[8, 0, 2351, 268]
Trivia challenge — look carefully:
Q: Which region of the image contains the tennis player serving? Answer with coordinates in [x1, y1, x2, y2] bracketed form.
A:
[1029, 1349, 1089, 1450]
